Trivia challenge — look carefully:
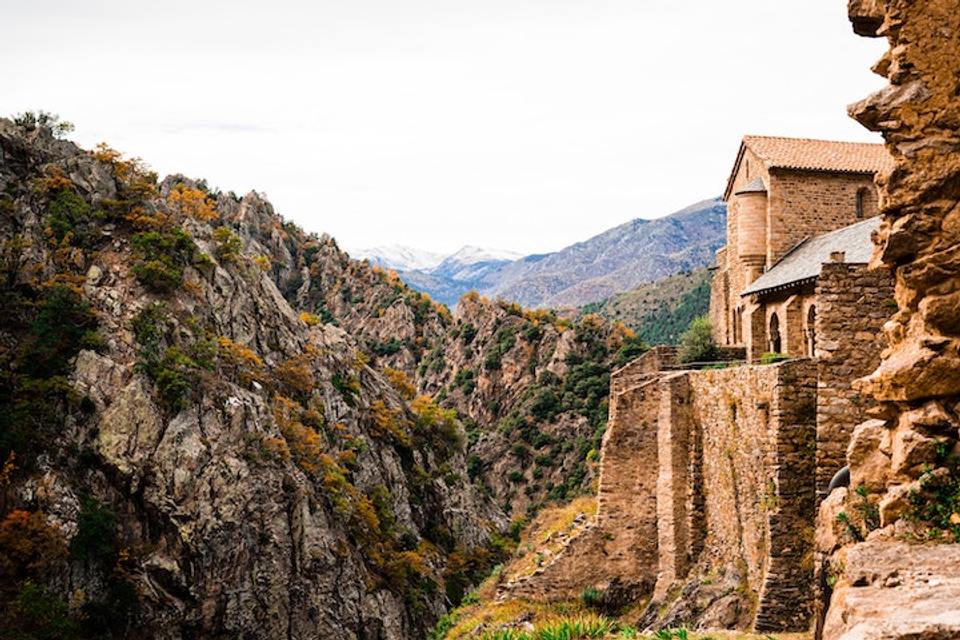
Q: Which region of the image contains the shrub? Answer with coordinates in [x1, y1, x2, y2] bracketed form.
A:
[23, 283, 101, 378]
[299, 311, 322, 326]
[46, 187, 101, 248]
[166, 183, 217, 221]
[411, 395, 463, 453]
[529, 387, 561, 422]
[13, 110, 74, 137]
[275, 356, 315, 397]
[130, 229, 196, 291]
[677, 315, 718, 364]
[906, 454, 960, 541]
[332, 372, 361, 406]
[69, 497, 117, 566]
[460, 323, 478, 344]
[273, 396, 324, 475]
[217, 336, 265, 386]
[581, 586, 605, 609]
[613, 334, 648, 367]
[369, 400, 413, 447]
[0, 510, 67, 584]
[370, 338, 404, 357]
[453, 367, 477, 395]
[384, 367, 416, 401]
[213, 226, 243, 262]
[4, 581, 79, 638]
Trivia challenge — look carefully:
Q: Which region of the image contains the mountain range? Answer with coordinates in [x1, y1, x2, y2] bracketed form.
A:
[351, 198, 727, 308]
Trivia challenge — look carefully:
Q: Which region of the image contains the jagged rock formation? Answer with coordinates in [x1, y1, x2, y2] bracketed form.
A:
[234, 214, 641, 519]
[0, 120, 506, 639]
[815, 2, 960, 638]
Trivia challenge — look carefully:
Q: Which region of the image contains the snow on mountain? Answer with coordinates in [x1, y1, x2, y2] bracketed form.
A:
[350, 245, 445, 272]
[441, 245, 524, 266]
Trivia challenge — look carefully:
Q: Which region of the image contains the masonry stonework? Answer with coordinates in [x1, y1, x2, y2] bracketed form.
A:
[504, 351, 818, 633]
[710, 137, 888, 353]
[814, 262, 895, 496]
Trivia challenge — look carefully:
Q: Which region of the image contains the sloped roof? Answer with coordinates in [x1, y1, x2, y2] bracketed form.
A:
[734, 177, 767, 195]
[741, 215, 881, 297]
[724, 135, 893, 199]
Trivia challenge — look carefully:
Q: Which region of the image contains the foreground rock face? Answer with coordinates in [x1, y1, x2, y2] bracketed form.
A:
[823, 542, 960, 639]
[815, 1, 960, 638]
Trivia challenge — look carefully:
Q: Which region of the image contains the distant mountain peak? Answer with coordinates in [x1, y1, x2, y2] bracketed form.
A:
[444, 245, 524, 265]
[350, 244, 445, 272]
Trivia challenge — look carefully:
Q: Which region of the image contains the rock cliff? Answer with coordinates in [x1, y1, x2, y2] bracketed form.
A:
[0, 120, 506, 639]
[816, 2, 960, 638]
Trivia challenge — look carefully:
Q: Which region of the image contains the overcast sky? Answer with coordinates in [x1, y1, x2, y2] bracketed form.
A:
[2, 1, 887, 256]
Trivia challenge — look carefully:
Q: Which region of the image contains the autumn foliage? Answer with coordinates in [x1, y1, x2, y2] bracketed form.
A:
[0, 510, 67, 588]
[166, 183, 217, 222]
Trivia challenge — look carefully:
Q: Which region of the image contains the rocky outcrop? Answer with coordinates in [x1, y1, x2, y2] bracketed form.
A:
[813, 2, 960, 638]
[234, 187, 639, 520]
[823, 541, 960, 639]
[0, 120, 504, 639]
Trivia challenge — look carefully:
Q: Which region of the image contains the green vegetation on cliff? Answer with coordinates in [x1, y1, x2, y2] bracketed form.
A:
[581, 269, 711, 347]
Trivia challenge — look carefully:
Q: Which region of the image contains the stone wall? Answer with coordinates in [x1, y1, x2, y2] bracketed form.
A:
[814, 261, 894, 497]
[766, 170, 877, 265]
[677, 360, 817, 632]
[507, 357, 818, 633]
[499, 361, 663, 601]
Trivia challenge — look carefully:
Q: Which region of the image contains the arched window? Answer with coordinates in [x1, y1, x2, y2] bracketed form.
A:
[856, 187, 869, 219]
[769, 313, 782, 354]
[806, 305, 817, 357]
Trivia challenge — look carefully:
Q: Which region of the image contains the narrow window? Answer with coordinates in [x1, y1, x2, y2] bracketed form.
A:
[807, 305, 817, 357]
[856, 187, 868, 219]
[769, 313, 782, 354]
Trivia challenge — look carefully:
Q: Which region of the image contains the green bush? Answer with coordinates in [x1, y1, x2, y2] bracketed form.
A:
[677, 315, 718, 364]
[213, 226, 243, 262]
[24, 284, 102, 378]
[460, 323, 478, 344]
[907, 453, 960, 540]
[130, 229, 195, 291]
[70, 497, 117, 566]
[613, 335, 648, 367]
[5, 581, 79, 639]
[454, 367, 477, 394]
[332, 373, 361, 407]
[581, 586, 605, 609]
[46, 188, 101, 248]
[529, 387, 561, 422]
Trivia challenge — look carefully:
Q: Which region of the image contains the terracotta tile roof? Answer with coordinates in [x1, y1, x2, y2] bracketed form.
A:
[741, 215, 881, 297]
[724, 135, 894, 199]
[742, 135, 894, 174]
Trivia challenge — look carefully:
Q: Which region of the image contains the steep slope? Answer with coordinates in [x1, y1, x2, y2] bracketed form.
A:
[0, 120, 504, 639]
[486, 198, 725, 307]
[581, 268, 712, 345]
[232, 197, 643, 523]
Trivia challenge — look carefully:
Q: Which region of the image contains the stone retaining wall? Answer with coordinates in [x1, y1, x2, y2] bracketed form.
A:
[504, 358, 818, 633]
